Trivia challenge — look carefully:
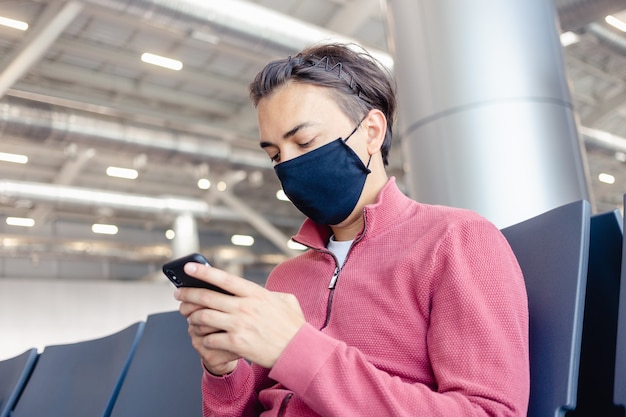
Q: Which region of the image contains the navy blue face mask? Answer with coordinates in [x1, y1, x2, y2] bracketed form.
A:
[274, 123, 371, 225]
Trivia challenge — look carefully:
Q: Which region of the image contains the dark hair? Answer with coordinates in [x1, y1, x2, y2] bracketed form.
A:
[249, 43, 396, 165]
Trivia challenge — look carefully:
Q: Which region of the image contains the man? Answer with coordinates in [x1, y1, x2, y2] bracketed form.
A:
[175, 43, 530, 416]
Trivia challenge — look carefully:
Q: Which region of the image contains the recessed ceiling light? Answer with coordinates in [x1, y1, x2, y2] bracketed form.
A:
[599, 173, 616, 184]
[92, 223, 118, 235]
[287, 239, 307, 250]
[0, 152, 28, 164]
[140, 52, 183, 71]
[606, 15, 626, 32]
[231, 234, 254, 246]
[0, 16, 28, 31]
[6, 217, 35, 227]
[106, 166, 138, 179]
[197, 178, 211, 190]
[560, 31, 580, 47]
[190, 30, 220, 44]
[276, 189, 289, 201]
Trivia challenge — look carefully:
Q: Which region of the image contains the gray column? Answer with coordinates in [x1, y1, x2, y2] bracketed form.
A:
[385, 0, 591, 227]
[172, 212, 199, 259]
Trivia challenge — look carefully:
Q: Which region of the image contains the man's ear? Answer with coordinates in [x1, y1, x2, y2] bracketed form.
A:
[364, 109, 387, 155]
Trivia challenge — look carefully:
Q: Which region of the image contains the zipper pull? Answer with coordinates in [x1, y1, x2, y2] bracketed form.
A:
[328, 267, 340, 289]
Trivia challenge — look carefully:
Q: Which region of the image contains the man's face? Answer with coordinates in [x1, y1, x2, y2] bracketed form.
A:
[257, 82, 364, 165]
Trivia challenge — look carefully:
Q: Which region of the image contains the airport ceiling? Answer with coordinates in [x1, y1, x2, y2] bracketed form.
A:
[0, 0, 626, 269]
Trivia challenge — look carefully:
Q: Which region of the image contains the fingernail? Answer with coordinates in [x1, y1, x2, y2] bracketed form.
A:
[173, 288, 181, 299]
[185, 263, 197, 273]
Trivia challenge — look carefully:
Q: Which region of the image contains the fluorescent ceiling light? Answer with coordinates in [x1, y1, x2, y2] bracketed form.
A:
[598, 173, 616, 184]
[287, 239, 307, 251]
[276, 189, 289, 201]
[0, 152, 28, 164]
[216, 181, 227, 191]
[0, 16, 28, 31]
[560, 31, 580, 47]
[191, 30, 220, 44]
[1, 237, 21, 247]
[141, 52, 183, 71]
[6, 217, 35, 227]
[106, 166, 138, 179]
[231, 234, 254, 246]
[197, 178, 211, 190]
[606, 15, 626, 32]
[92, 223, 119, 235]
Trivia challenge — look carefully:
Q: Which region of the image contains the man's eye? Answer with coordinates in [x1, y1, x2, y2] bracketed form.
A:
[270, 152, 281, 163]
[298, 139, 315, 148]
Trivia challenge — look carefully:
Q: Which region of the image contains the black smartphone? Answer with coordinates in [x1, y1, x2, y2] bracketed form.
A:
[162, 253, 232, 295]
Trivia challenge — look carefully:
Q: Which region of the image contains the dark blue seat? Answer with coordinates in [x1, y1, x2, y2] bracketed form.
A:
[616, 196, 626, 410]
[0, 348, 38, 417]
[566, 210, 625, 417]
[10, 322, 144, 417]
[109, 311, 203, 417]
[501, 200, 591, 417]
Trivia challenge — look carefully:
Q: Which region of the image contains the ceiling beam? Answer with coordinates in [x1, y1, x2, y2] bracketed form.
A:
[51, 36, 247, 98]
[0, 1, 83, 98]
[7, 85, 259, 146]
[0, 95, 271, 169]
[582, 88, 626, 126]
[213, 189, 299, 257]
[80, 0, 393, 67]
[28, 148, 96, 227]
[80, 1, 276, 66]
[30, 59, 238, 118]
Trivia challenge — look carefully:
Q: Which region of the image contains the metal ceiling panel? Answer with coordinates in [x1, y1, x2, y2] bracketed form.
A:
[0, 0, 624, 277]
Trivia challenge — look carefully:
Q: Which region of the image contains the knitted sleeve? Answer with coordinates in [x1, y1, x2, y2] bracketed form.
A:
[200, 359, 268, 416]
[426, 218, 530, 414]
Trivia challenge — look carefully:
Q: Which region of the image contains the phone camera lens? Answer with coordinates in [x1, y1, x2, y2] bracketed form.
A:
[165, 269, 181, 285]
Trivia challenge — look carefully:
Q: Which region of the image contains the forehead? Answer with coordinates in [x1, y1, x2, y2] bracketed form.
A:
[256, 83, 344, 134]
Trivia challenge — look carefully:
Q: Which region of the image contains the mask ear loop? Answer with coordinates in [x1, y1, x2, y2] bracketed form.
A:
[343, 115, 372, 169]
[342, 115, 368, 143]
[342, 124, 360, 143]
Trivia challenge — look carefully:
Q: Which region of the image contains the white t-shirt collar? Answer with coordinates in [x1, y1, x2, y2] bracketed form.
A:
[327, 235, 353, 268]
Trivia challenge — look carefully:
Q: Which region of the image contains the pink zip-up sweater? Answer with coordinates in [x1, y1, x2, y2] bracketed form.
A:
[201, 177, 530, 416]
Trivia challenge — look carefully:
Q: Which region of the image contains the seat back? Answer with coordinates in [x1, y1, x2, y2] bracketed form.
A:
[109, 311, 203, 417]
[566, 210, 624, 417]
[501, 200, 590, 417]
[10, 322, 144, 417]
[616, 195, 626, 409]
[0, 348, 38, 417]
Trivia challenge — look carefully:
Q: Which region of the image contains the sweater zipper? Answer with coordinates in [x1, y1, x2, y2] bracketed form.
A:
[277, 392, 293, 416]
[320, 212, 368, 330]
[321, 264, 340, 329]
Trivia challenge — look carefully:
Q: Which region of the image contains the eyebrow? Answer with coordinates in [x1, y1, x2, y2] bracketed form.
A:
[259, 122, 314, 149]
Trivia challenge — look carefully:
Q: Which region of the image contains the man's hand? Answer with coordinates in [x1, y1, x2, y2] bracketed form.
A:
[175, 262, 306, 371]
